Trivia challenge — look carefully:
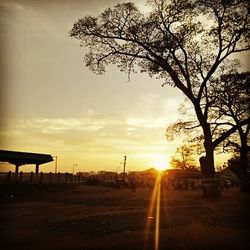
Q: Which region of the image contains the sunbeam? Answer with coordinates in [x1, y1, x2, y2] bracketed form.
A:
[144, 171, 162, 250]
[155, 174, 161, 250]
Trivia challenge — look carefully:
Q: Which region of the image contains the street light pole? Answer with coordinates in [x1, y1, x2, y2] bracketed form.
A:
[122, 155, 127, 183]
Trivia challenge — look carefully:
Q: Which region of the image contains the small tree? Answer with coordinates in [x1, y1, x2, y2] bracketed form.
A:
[212, 72, 250, 189]
[170, 143, 198, 170]
[70, 0, 250, 177]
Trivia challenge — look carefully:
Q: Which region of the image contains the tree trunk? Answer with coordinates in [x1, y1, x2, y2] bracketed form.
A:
[199, 131, 221, 198]
[193, 102, 219, 197]
[239, 136, 250, 192]
[201, 127, 215, 178]
[204, 146, 215, 178]
[194, 103, 216, 177]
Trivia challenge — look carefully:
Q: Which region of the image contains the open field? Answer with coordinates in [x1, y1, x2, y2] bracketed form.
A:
[1, 184, 250, 250]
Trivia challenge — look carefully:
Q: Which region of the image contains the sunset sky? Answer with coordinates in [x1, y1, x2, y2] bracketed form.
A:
[0, 0, 241, 173]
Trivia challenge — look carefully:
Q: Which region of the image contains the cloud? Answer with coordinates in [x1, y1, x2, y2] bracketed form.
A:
[0, 0, 185, 171]
[1, 113, 170, 149]
[0, 1, 24, 12]
[126, 118, 167, 129]
[14, 118, 105, 134]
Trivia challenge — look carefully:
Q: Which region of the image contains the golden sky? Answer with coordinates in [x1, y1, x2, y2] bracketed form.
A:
[0, 0, 235, 173]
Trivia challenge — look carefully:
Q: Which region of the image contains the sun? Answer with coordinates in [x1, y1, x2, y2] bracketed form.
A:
[152, 156, 171, 171]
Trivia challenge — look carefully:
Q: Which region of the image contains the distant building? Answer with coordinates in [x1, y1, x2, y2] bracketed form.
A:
[165, 169, 202, 180]
[77, 172, 90, 178]
[97, 171, 118, 180]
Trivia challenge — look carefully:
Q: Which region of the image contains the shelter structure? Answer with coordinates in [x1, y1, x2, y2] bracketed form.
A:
[0, 150, 53, 174]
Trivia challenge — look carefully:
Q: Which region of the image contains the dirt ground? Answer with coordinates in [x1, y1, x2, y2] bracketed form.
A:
[0, 184, 250, 250]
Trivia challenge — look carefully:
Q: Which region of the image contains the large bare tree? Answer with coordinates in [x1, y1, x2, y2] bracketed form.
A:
[70, 0, 250, 177]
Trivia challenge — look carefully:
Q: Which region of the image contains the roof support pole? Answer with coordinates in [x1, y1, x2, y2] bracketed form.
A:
[35, 164, 39, 174]
[15, 165, 19, 174]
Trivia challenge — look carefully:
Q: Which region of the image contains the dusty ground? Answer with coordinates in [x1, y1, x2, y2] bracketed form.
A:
[0, 184, 250, 250]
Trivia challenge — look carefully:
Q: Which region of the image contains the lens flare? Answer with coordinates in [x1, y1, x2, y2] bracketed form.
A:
[144, 171, 162, 250]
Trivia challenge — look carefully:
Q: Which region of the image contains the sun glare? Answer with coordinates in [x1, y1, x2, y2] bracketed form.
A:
[153, 157, 170, 171]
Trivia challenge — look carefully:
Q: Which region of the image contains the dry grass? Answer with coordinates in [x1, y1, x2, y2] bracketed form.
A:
[0, 184, 250, 250]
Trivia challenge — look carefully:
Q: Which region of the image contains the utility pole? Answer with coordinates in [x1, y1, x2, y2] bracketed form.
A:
[53, 156, 58, 173]
[122, 155, 127, 183]
[73, 164, 77, 175]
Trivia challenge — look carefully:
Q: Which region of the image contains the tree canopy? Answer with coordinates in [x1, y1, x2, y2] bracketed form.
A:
[70, 0, 250, 177]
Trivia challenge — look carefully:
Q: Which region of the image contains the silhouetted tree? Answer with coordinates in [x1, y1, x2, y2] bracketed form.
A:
[167, 72, 250, 179]
[170, 143, 198, 170]
[70, 0, 250, 177]
[212, 72, 250, 189]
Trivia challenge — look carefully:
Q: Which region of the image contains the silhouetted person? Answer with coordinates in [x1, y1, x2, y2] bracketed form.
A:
[190, 180, 196, 190]
[131, 178, 137, 192]
[183, 179, 189, 191]
[147, 180, 153, 190]
[219, 180, 224, 191]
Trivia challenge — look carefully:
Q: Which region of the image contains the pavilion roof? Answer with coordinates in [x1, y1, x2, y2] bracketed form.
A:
[0, 150, 53, 166]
